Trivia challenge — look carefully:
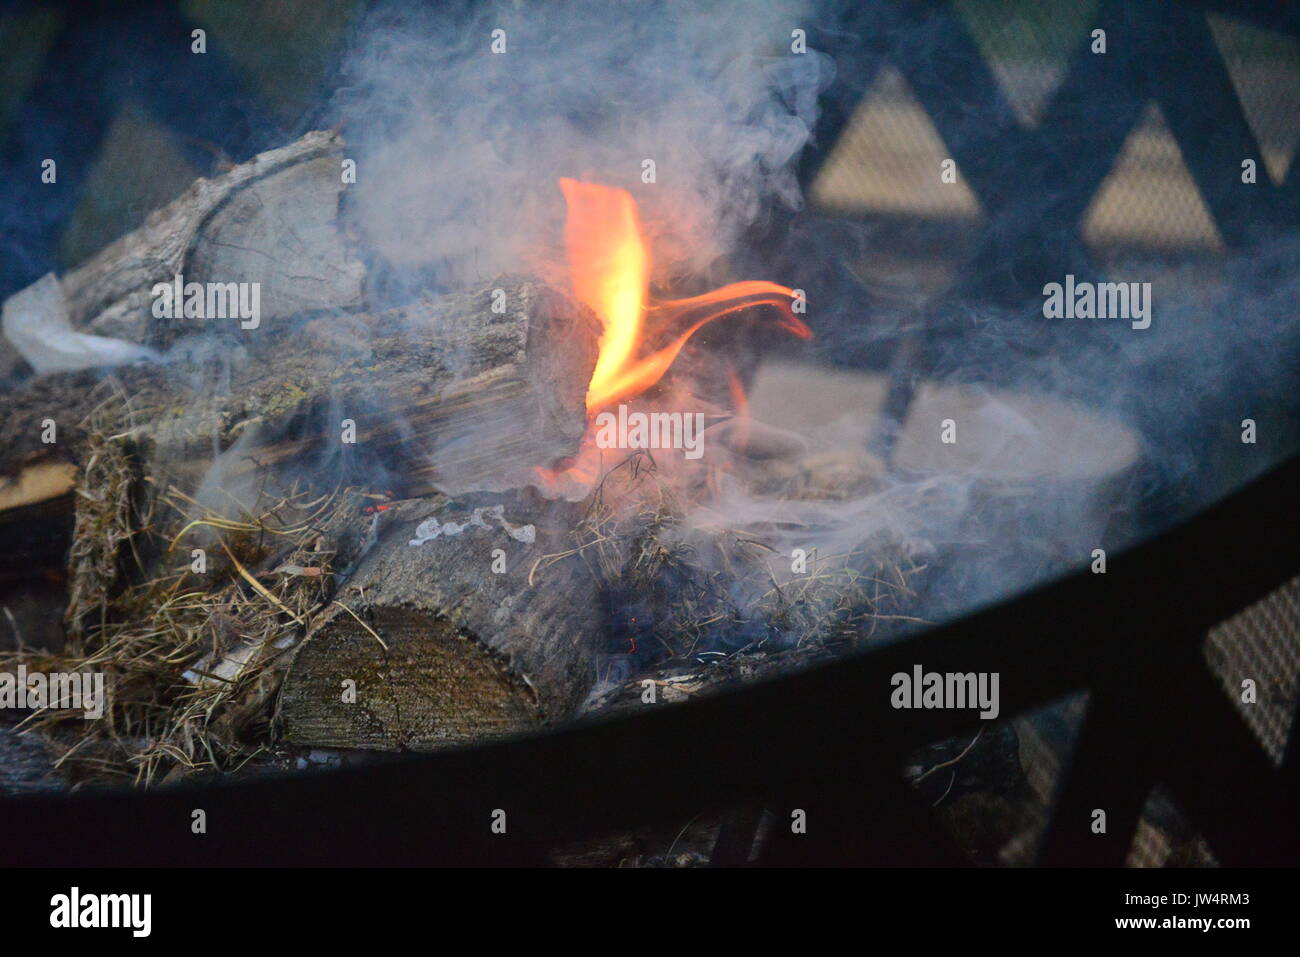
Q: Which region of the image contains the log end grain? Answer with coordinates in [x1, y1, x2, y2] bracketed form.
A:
[278, 496, 607, 751]
[279, 607, 542, 751]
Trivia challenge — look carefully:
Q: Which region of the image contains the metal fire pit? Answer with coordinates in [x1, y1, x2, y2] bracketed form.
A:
[0, 0, 1296, 868]
[0, 451, 1296, 865]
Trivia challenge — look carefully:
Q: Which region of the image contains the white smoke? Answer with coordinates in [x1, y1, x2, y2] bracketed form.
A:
[335, 0, 830, 296]
[332, 0, 1300, 636]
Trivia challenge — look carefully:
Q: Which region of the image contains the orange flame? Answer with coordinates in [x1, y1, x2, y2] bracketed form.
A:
[560, 178, 810, 410]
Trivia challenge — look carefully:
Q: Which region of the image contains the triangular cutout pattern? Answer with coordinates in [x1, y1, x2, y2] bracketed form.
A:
[810, 65, 982, 219]
[1207, 12, 1300, 185]
[1081, 102, 1224, 253]
[1205, 573, 1300, 768]
[1127, 786, 1218, 868]
[178, 0, 357, 121]
[0, 6, 63, 137]
[58, 102, 199, 268]
[954, 0, 1099, 127]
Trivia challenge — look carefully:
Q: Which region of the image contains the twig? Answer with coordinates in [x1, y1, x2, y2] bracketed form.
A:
[914, 728, 983, 785]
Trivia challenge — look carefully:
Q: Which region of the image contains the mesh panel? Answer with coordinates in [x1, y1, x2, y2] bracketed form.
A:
[1205, 574, 1300, 766]
[1127, 787, 1218, 868]
[953, 0, 1100, 127]
[810, 66, 982, 219]
[1207, 12, 1300, 184]
[1080, 102, 1225, 255]
[808, 3, 1297, 263]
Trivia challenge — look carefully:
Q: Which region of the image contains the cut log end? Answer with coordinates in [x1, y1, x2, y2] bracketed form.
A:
[276, 495, 607, 751]
[280, 608, 542, 751]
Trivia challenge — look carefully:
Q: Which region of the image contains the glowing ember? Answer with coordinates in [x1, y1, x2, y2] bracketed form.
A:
[559, 178, 810, 411]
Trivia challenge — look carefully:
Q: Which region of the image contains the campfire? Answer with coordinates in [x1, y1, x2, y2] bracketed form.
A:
[1, 0, 1293, 884]
[0, 130, 915, 784]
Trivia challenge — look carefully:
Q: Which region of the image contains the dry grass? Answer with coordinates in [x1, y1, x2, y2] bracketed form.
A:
[62, 417, 135, 649]
[536, 449, 920, 667]
[0, 405, 355, 786]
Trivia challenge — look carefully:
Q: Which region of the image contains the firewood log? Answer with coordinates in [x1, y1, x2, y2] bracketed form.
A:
[57, 129, 363, 346]
[0, 277, 599, 577]
[3, 129, 357, 383]
[277, 494, 607, 749]
[0, 127, 361, 571]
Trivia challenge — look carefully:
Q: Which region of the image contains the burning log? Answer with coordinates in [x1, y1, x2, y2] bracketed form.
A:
[143, 276, 600, 498]
[0, 277, 600, 583]
[273, 442, 915, 753]
[278, 495, 605, 749]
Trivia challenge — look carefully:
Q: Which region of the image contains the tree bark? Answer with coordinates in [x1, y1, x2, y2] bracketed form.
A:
[0, 277, 599, 577]
[278, 494, 607, 750]
[58, 129, 364, 347]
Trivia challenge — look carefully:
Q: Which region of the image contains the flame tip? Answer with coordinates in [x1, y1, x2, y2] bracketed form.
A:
[560, 178, 811, 413]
